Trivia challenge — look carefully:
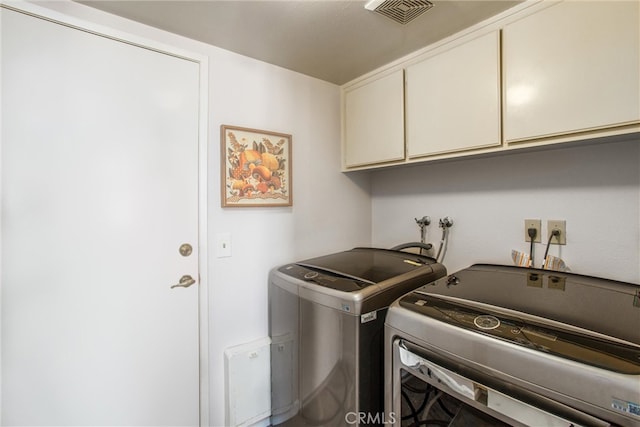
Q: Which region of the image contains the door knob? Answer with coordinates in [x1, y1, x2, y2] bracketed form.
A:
[171, 275, 196, 289]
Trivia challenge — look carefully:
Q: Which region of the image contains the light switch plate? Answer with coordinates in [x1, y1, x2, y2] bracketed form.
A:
[216, 233, 232, 258]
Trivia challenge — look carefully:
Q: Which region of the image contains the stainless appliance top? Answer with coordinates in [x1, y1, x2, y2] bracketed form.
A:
[297, 247, 438, 286]
[273, 247, 446, 314]
[404, 264, 640, 345]
[279, 247, 443, 292]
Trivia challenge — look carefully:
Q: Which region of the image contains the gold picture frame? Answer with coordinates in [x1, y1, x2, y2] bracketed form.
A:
[221, 125, 292, 207]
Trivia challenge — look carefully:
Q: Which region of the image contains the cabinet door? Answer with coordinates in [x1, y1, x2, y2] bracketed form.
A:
[343, 69, 404, 168]
[406, 31, 501, 158]
[503, 1, 640, 142]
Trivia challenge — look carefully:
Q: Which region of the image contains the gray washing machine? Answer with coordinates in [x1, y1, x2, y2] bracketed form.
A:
[269, 247, 446, 426]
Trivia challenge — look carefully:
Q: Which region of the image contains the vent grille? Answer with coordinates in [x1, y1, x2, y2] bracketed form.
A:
[373, 0, 434, 25]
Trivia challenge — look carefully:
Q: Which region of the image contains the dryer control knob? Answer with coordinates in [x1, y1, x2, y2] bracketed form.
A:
[474, 315, 500, 330]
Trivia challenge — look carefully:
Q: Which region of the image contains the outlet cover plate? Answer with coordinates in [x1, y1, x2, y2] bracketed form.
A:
[524, 219, 541, 243]
[547, 220, 566, 245]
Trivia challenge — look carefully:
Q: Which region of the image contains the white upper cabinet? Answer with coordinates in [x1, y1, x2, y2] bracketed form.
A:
[341, 0, 640, 170]
[503, 1, 640, 142]
[406, 31, 501, 158]
[343, 69, 405, 168]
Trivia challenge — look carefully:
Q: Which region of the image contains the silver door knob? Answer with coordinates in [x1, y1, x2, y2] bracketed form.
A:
[171, 275, 196, 289]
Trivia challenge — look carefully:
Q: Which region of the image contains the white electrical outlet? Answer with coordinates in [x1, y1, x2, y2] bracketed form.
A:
[547, 220, 566, 245]
[524, 219, 541, 243]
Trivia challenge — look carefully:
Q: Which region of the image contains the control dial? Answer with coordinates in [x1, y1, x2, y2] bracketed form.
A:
[474, 315, 501, 330]
[304, 271, 319, 280]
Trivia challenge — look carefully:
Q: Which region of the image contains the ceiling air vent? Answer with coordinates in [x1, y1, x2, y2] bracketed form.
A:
[365, 0, 434, 25]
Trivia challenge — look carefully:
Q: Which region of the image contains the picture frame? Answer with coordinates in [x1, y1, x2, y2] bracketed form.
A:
[220, 125, 292, 207]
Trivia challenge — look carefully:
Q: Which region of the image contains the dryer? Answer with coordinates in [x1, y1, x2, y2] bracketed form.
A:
[385, 264, 640, 426]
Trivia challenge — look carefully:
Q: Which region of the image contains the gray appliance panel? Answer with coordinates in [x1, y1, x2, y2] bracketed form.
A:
[387, 336, 613, 427]
[398, 292, 640, 374]
[415, 264, 640, 344]
[272, 249, 446, 315]
[296, 247, 438, 285]
[269, 248, 447, 426]
[384, 264, 640, 426]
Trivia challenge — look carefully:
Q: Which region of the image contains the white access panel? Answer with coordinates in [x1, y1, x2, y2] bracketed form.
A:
[225, 337, 272, 426]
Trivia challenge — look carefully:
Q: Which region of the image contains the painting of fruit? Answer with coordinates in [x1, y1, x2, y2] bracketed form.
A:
[221, 125, 292, 207]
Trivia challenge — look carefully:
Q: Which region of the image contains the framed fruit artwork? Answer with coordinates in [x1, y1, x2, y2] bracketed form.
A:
[221, 125, 292, 207]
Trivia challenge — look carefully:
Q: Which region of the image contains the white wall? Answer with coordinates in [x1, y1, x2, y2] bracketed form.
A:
[25, 2, 372, 426]
[208, 43, 371, 427]
[371, 137, 640, 284]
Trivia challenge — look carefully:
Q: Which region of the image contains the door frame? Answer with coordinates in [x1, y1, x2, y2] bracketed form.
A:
[0, 2, 210, 424]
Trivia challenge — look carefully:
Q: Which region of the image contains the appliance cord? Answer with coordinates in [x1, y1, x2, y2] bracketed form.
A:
[527, 227, 538, 267]
[543, 229, 561, 266]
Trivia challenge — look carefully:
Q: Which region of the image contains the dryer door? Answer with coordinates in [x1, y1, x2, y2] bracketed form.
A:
[390, 339, 611, 427]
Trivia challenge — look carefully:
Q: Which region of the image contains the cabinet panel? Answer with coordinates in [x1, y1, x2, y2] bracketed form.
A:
[503, 1, 640, 142]
[343, 69, 404, 168]
[406, 31, 501, 158]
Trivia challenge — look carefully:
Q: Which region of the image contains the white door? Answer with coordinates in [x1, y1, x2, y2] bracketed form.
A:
[1, 7, 203, 426]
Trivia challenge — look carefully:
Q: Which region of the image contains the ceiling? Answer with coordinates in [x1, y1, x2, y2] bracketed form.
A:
[78, 0, 522, 85]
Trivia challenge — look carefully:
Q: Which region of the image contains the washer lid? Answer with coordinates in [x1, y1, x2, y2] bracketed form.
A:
[296, 247, 437, 284]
